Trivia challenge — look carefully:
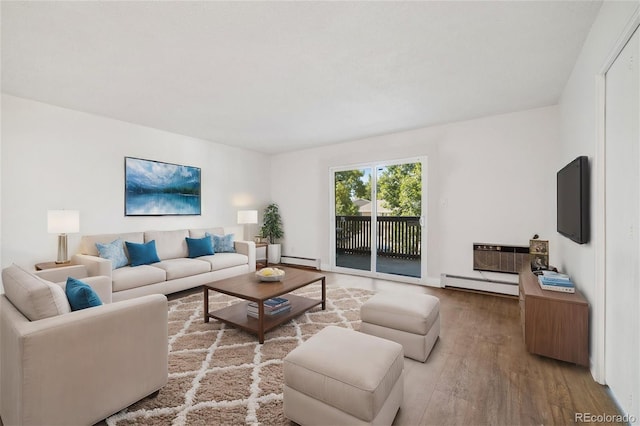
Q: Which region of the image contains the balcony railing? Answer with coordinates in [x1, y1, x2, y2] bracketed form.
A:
[336, 216, 421, 259]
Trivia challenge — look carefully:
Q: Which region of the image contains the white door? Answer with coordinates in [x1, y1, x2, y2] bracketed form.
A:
[605, 27, 640, 416]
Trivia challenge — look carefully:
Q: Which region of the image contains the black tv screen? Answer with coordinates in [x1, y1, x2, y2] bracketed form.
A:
[557, 156, 590, 244]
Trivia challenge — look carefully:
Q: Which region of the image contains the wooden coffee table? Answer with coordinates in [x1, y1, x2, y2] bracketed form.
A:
[203, 266, 326, 343]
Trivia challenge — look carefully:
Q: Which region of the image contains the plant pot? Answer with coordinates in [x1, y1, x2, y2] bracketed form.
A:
[268, 244, 281, 264]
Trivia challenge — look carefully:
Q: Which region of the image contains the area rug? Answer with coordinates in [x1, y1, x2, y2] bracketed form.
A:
[106, 286, 375, 426]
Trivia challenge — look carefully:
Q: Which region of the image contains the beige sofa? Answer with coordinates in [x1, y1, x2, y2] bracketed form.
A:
[73, 227, 256, 302]
[0, 264, 168, 426]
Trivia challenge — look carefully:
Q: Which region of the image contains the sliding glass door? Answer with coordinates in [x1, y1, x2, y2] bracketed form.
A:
[331, 158, 425, 282]
[334, 166, 373, 271]
[374, 163, 422, 277]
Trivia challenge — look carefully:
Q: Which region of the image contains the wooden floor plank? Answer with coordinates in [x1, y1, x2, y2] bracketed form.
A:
[322, 271, 623, 426]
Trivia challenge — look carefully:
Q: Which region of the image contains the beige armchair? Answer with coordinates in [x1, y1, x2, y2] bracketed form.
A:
[0, 264, 168, 426]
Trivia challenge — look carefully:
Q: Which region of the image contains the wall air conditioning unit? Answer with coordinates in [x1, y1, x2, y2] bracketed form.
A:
[472, 243, 530, 274]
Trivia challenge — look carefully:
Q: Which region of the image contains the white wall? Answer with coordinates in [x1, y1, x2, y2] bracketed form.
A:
[558, 2, 638, 283]
[558, 0, 640, 416]
[270, 106, 559, 284]
[0, 98, 3, 272]
[1, 94, 271, 270]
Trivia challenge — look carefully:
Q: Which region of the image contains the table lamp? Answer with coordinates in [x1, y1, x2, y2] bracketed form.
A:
[237, 210, 258, 241]
[48, 210, 80, 264]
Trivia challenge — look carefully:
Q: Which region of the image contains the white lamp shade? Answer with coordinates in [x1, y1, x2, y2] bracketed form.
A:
[237, 210, 258, 224]
[47, 210, 80, 234]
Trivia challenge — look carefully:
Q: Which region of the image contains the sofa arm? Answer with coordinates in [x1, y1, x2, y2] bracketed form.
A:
[235, 240, 256, 272]
[34, 264, 88, 282]
[34, 265, 113, 304]
[73, 253, 112, 278]
[1, 294, 168, 426]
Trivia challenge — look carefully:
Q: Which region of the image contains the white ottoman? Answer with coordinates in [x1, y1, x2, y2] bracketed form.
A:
[360, 292, 440, 362]
[283, 326, 404, 426]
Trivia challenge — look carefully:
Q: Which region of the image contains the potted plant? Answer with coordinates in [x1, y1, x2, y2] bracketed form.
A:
[260, 203, 284, 264]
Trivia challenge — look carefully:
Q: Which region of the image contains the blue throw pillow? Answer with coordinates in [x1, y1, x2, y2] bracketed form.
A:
[208, 232, 236, 253]
[96, 238, 128, 270]
[65, 277, 102, 311]
[186, 236, 215, 258]
[125, 240, 161, 266]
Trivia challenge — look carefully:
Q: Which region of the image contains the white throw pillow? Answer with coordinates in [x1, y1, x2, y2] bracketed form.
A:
[2, 263, 71, 320]
[47, 281, 72, 315]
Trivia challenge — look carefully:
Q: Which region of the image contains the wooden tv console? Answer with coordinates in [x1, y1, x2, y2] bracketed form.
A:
[519, 267, 589, 366]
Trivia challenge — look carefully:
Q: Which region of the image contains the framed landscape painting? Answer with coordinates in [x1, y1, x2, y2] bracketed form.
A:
[125, 157, 201, 216]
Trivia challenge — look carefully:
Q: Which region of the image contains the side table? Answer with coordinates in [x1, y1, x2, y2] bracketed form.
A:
[519, 266, 589, 366]
[35, 261, 72, 271]
[255, 242, 269, 269]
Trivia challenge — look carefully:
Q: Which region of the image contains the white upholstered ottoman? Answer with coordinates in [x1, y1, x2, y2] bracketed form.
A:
[283, 325, 404, 426]
[360, 292, 440, 362]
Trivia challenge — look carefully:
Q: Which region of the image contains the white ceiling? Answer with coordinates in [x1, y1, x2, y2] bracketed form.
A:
[1, 1, 602, 154]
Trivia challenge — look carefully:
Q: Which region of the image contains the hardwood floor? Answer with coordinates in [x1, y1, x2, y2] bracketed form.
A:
[323, 271, 623, 426]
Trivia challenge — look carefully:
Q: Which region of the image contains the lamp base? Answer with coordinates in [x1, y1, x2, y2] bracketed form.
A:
[56, 233, 69, 264]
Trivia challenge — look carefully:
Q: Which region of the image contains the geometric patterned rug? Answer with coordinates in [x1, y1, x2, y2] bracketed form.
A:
[105, 286, 375, 425]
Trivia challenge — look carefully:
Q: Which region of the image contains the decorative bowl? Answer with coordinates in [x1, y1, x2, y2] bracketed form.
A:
[256, 267, 285, 282]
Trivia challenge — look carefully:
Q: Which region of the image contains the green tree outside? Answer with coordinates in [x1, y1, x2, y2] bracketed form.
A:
[335, 164, 421, 216]
[377, 163, 422, 216]
[335, 170, 369, 216]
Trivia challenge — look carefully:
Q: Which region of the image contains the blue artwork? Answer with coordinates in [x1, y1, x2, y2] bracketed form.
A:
[125, 157, 201, 216]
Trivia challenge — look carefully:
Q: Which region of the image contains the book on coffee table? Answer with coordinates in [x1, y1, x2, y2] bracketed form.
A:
[248, 297, 290, 310]
[247, 304, 291, 318]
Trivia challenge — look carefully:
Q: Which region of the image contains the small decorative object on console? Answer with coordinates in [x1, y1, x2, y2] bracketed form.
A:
[256, 267, 285, 282]
[529, 236, 549, 272]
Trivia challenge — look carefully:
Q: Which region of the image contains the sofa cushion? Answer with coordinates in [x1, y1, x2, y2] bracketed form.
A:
[186, 236, 214, 258]
[49, 281, 73, 314]
[153, 258, 211, 280]
[1, 264, 71, 321]
[126, 240, 161, 266]
[80, 232, 144, 257]
[209, 233, 236, 253]
[199, 253, 248, 271]
[189, 227, 225, 239]
[65, 277, 103, 311]
[112, 265, 167, 292]
[144, 230, 189, 260]
[96, 238, 129, 269]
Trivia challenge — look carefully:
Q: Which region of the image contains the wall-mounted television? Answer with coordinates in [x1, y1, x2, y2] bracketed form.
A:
[557, 156, 589, 244]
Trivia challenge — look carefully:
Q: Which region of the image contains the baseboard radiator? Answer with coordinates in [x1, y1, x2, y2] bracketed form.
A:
[279, 255, 321, 270]
[441, 274, 519, 296]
